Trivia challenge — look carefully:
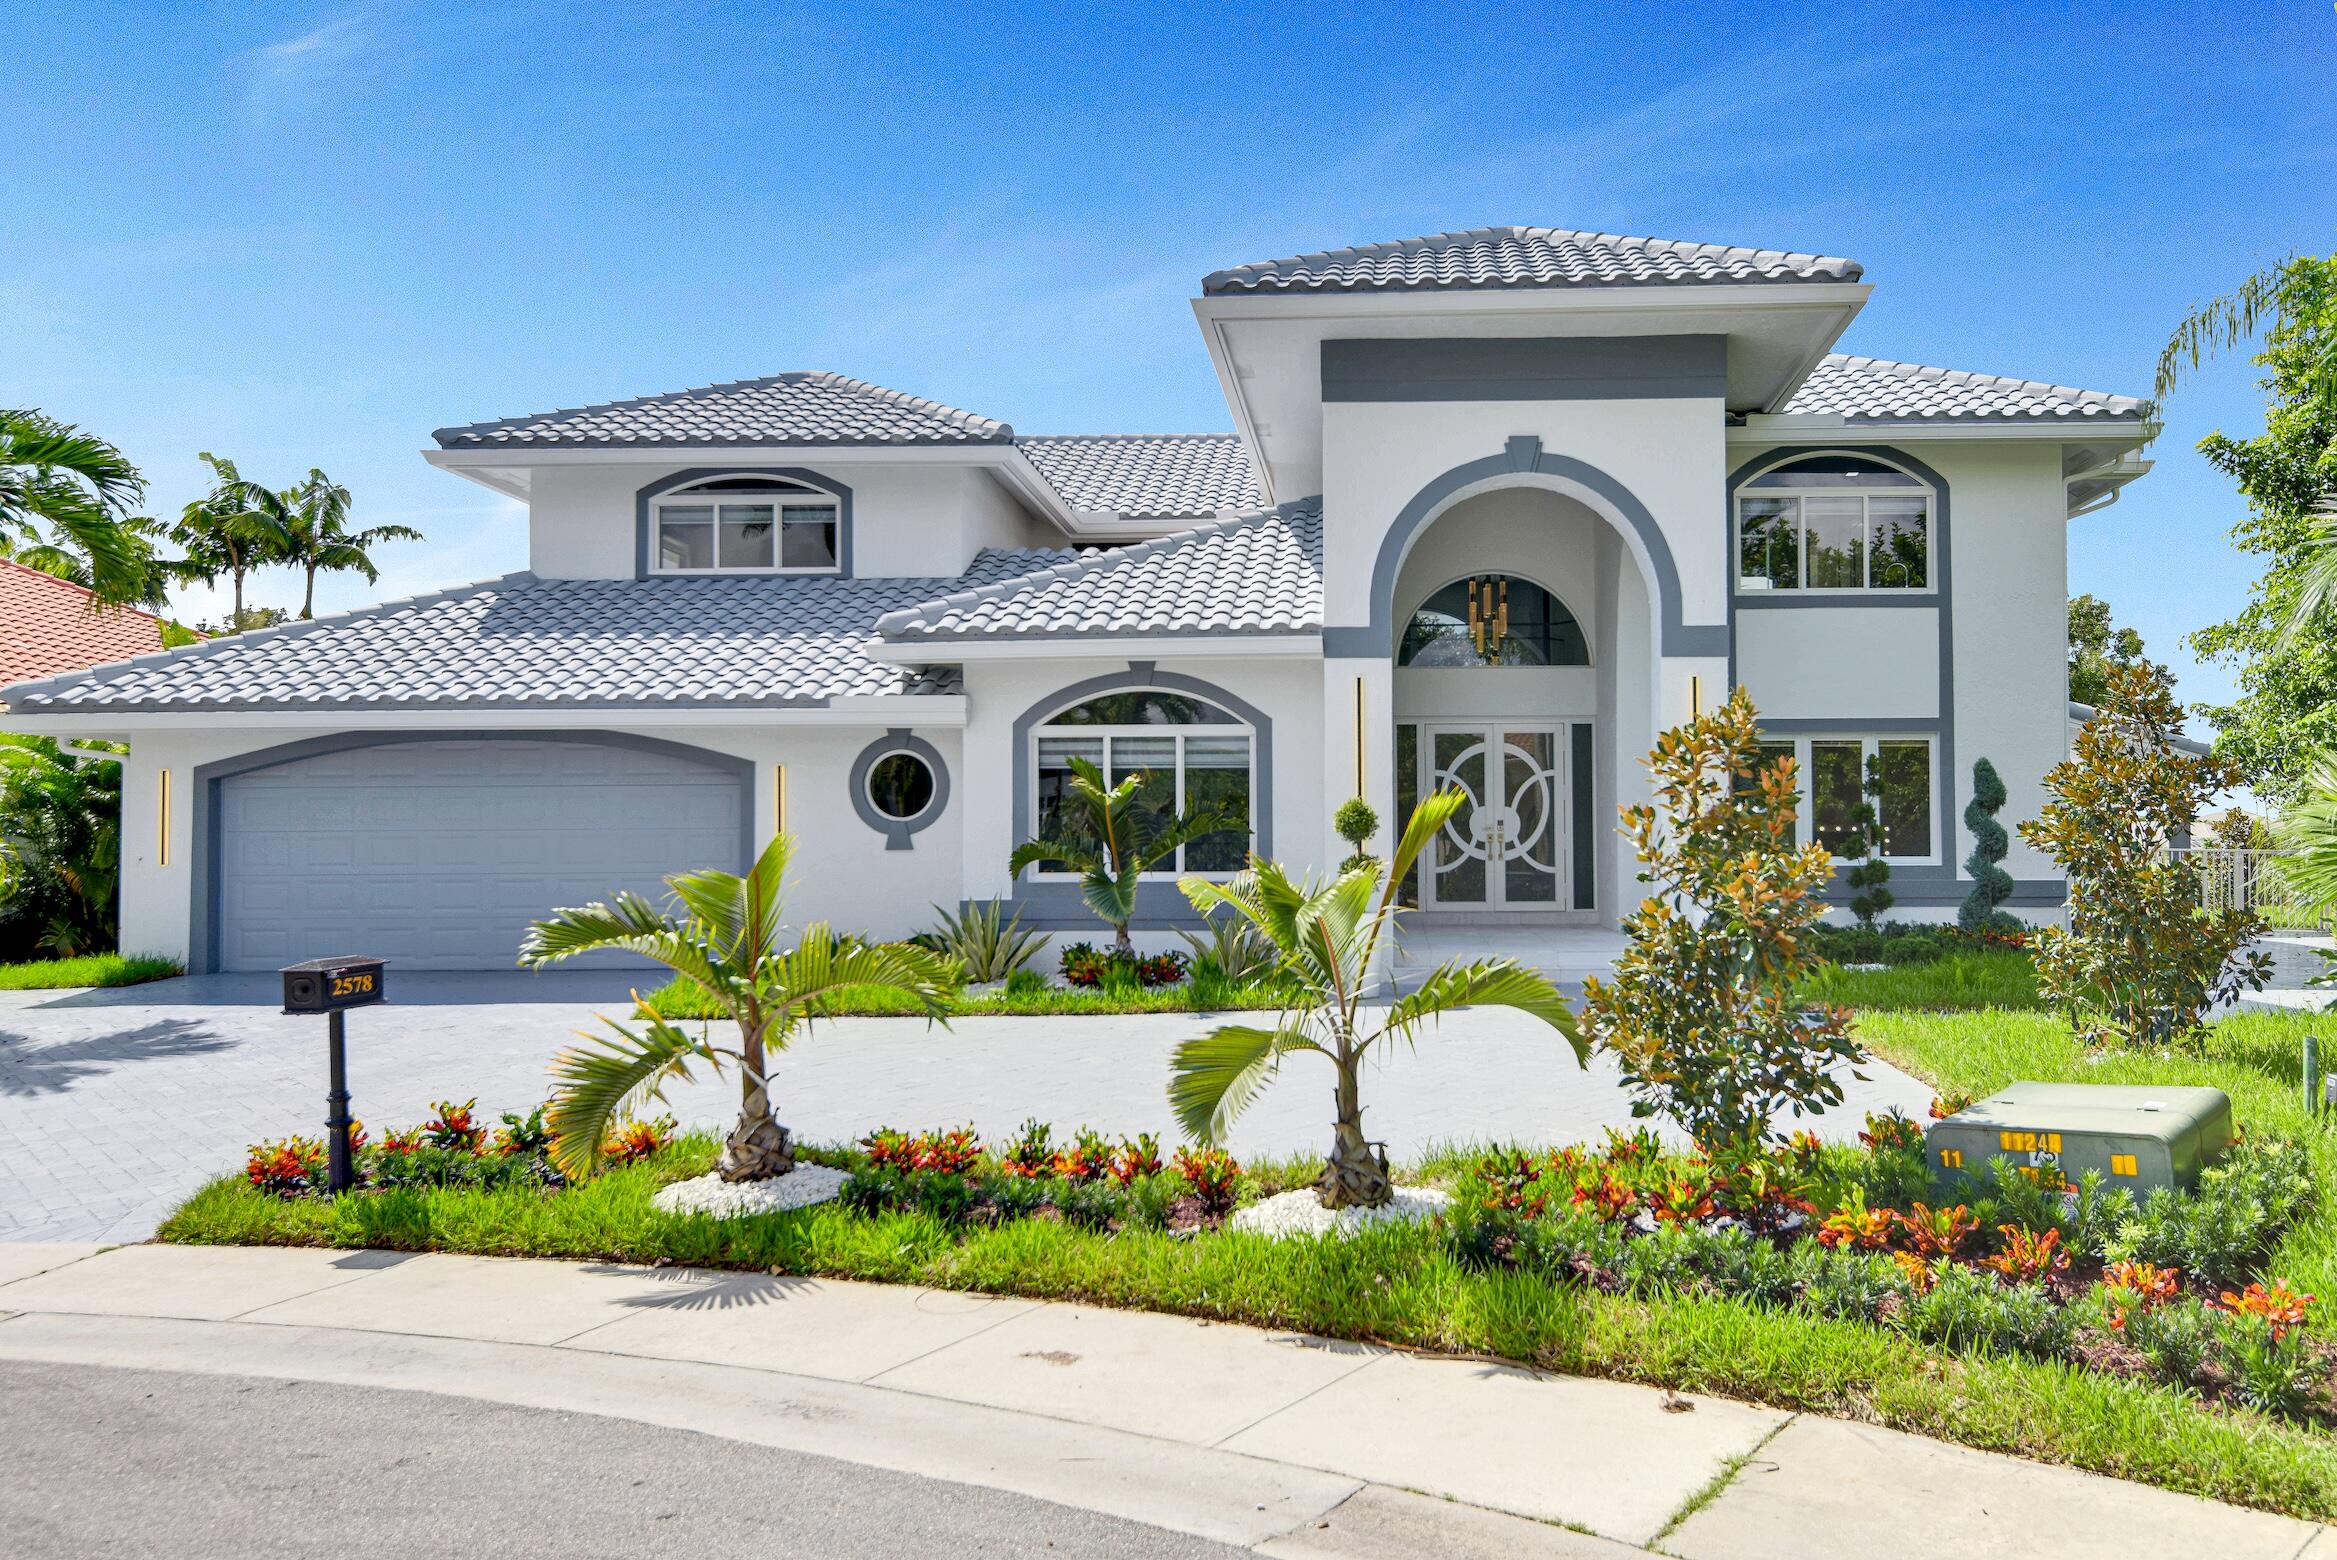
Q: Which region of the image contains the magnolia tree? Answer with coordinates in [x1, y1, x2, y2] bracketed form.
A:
[2021, 663, 2270, 1047]
[1580, 688, 1862, 1151]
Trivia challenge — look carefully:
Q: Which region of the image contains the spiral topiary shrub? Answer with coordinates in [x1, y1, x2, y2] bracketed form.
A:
[1959, 757, 2017, 932]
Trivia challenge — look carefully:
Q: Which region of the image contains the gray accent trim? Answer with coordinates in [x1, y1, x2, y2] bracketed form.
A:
[1731, 595, 1938, 610]
[189, 730, 756, 977]
[1322, 336, 1727, 403]
[634, 468, 855, 581]
[1728, 444, 1962, 899]
[848, 728, 950, 850]
[1328, 437, 1728, 660]
[1570, 721, 1595, 912]
[986, 882, 1212, 932]
[1006, 661, 1271, 930]
[1758, 717, 1940, 734]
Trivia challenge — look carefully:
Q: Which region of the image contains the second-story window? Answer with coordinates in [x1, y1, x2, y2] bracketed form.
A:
[653, 475, 840, 575]
[1737, 454, 1930, 592]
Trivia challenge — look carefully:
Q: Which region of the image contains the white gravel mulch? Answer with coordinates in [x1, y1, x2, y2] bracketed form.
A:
[1228, 1185, 1452, 1240]
[651, 1164, 848, 1219]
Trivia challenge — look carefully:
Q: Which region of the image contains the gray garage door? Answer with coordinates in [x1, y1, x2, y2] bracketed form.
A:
[214, 738, 745, 972]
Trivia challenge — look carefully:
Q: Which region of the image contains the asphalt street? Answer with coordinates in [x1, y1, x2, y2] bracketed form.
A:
[0, 1358, 1250, 1559]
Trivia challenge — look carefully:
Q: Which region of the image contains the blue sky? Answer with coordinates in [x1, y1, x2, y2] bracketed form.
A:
[5, 2, 2333, 709]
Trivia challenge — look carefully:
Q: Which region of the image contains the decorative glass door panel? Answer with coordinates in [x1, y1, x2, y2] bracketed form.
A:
[1428, 730, 1489, 905]
[1420, 725, 1569, 911]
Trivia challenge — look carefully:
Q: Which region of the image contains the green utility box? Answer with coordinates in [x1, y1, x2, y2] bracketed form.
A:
[1926, 1083, 2233, 1197]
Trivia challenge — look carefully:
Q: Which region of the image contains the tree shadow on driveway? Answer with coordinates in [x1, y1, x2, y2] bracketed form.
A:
[0, 1018, 234, 1096]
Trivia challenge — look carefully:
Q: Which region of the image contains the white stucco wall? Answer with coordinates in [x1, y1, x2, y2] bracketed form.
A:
[1728, 438, 2071, 895]
[110, 718, 970, 968]
[523, 461, 1053, 582]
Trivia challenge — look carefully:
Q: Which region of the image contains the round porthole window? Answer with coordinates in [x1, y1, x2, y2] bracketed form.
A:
[865, 751, 937, 821]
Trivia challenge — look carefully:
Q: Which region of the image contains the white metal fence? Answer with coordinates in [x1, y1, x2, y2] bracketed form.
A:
[2172, 847, 2329, 929]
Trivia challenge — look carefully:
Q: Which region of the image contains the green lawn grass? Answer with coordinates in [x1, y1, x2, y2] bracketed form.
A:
[163, 1000, 2337, 1522]
[1798, 948, 2042, 1011]
[0, 953, 182, 990]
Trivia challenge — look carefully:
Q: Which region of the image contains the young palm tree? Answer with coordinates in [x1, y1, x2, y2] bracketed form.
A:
[1008, 754, 1246, 961]
[169, 453, 291, 627]
[1170, 791, 1585, 1209]
[0, 409, 164, 606]
[520, 834, 956, 1182]
[225, 468, 420, 618]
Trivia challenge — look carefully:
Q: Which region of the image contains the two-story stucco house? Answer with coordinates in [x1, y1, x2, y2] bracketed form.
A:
[0, 226, 2153, 974]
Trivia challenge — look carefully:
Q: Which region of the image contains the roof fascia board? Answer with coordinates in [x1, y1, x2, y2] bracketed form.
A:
[874, 634, 1322, 665]
[1191, 282, 1873, 325]
[0, 699, 969, 734]
[1728, 418, 2154, 443]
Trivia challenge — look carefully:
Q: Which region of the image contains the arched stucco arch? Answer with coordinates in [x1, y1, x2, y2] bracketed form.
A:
[1322, 436, 1727, 662]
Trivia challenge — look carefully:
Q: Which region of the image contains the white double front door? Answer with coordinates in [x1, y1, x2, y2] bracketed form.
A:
[1415, 724, 1572, 911]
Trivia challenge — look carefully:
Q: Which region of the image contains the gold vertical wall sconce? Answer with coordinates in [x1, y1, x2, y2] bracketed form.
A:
[158, 768, 172, 866]
[1352, 677, 1366, 795]
[1690, 675, 1704, 719]
[774, 764, 788, 834]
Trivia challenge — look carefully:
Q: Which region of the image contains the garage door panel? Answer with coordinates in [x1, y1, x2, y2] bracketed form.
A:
[215, 739, 745, 972]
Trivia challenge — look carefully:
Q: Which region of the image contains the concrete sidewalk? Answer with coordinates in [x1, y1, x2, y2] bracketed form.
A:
[0, 1244, 2325, 1558]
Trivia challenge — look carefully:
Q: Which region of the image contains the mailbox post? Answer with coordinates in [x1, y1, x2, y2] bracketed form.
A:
[281, 957, 388, 1194]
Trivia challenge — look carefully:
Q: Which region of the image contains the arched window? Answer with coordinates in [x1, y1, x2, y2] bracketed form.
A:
[652, 474, 841, 575]
[1398, 576, 1588, 667]
[1030, 691, 1252, 875]
[1737, 454, 1930, 592]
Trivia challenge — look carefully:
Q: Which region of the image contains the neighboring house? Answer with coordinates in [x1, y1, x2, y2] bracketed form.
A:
[0, 226, 2154, 972]
[0, 559, 180, 686]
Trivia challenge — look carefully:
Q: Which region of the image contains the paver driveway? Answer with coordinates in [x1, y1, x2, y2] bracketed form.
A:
[1, 974, 1936, 1244]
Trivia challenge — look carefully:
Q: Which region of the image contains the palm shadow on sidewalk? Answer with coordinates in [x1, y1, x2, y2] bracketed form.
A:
[0, 1019, 233, 1096]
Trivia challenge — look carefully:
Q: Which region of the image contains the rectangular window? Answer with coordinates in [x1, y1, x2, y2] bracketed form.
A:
[1735, 490, 1928, 591]
[1030, 730, 1252, 878]
[655, 495, 840, 575]
[1760, 734, 1936, 862]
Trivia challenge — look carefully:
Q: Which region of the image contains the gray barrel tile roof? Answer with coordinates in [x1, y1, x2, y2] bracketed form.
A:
[1202, 226, 1861, 296]
[877, 500, 1322, 643]
[1014, 434, 1262, 517]
[0, 548, 1070, 715]
[433, 371, 1014, 449]
[1780, 355, 2146, 422]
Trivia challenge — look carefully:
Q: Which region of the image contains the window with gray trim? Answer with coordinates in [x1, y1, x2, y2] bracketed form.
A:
[1737, 455, 1930, 593]
[652, 474, 840, 575]
[1761, 734, 1936, 862]
[1030, 691, 1253, 877]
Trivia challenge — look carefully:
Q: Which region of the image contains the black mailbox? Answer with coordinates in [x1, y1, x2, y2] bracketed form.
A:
[282, 956, 387, 1015]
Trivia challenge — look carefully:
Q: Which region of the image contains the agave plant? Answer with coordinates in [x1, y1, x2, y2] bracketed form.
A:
[520, 834, 955, 1182]
[1178, 911, 1280, 987]
[1169, 791, 1585, 1208]
[923, 897, 1045, 984]
[1008, 755, 1244, 961]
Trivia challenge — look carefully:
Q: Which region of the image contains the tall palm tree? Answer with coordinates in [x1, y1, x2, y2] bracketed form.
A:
[169, 453, 292, 627]
[226, 468, 420, 618]
[1170, 792, 1585, 1208]
[0, 409, 164, 607]
[520, 834, 956, 1182]
[1008, 755, 1245, 961]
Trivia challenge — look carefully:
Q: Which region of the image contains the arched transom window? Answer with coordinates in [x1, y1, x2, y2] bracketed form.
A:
[653, 474, 840, 575]
[1399, 576, 1588, 667]
[1737, 454, 1930, 592]
[1031, 691, 1253, 876]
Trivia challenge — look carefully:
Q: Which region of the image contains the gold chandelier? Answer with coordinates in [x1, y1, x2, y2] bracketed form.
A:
[1466, 575, 1510, 663]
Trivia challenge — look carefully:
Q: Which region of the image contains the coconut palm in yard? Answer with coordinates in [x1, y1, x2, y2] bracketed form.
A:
[223, 467, 420, 619]
[1170, 791, 1585, 1208]
[0, 408, 165, 607]
[520, 834, 955, 1182]
[1008, 754, 1246, 961]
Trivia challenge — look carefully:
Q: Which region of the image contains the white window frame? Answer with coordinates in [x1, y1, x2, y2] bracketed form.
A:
[650, 477, 842, 577]
[1734, 456, 1934, 596]
[864, 749, 939, 823]
[1027, 717, 1256, 883]
[1763, 733, 1941, 866]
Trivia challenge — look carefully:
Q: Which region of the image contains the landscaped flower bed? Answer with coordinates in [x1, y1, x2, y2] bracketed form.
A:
[241, 1099, 671, 1198]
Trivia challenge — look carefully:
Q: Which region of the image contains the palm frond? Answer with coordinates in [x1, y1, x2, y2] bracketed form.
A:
[2275, 763, 2337, 916]
[546, 1011, 725, 1180]
[763, 924, 957, 1031]
[1009, 835, 1100, 876]
[1080, 865, 1142, 931]
[1381, 958, 1585, 1063]
[1167, 1022, 1320, 1143]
